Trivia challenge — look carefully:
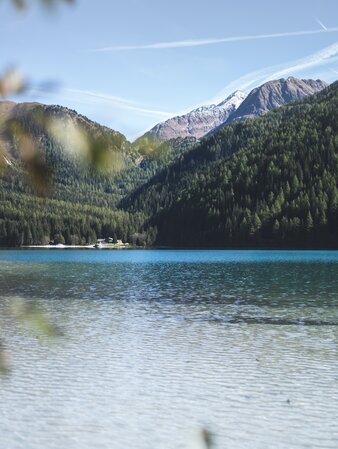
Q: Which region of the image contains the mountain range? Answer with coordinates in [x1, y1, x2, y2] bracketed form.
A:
[141, 77, 327, 142]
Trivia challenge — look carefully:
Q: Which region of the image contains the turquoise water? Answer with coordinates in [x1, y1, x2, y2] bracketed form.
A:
[0, 250, 338, 449]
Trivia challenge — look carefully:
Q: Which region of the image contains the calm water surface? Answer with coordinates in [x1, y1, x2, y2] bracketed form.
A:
[0, 250, 337, 449]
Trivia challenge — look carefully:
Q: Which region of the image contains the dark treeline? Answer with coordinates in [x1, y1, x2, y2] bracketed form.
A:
[0, 189, 148, 246]
[122, 81, 338, 247]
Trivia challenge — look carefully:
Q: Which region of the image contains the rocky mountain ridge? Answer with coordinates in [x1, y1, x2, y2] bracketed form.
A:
[143, 90, 247, 141]
[141, 77, 328, 142]
[225, 77, 328, 125]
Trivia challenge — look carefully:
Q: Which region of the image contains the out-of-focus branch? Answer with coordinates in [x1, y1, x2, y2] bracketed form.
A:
[1, 0, 123, 186]
[1, 105, 125, 193]
[11, 298, 62, 338]
[0, 68, 26, 98]
[0, 298, 62, 376]
[9, 0, 75, 11]
[0, 341, 11, 374]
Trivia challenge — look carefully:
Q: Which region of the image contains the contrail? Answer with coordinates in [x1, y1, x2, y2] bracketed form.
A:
[92, 27, 338, 52]
[315, 17, 328, 31]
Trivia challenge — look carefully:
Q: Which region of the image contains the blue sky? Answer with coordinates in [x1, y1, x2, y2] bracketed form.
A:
[1, 0, 338, 140]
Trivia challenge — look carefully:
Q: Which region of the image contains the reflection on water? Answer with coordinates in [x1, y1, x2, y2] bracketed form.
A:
[0, 250, 338, 449]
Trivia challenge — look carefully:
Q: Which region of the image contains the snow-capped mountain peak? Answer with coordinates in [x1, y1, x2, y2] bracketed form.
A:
[142, 90, 247, 141]
[217, 90, 247, 108]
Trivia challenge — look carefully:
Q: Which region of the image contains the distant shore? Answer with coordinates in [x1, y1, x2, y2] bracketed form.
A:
[22, 243, 132, 249]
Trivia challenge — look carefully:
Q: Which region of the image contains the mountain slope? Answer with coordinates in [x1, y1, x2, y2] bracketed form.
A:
[0, 101, 199, 246]
[0, 101, 148, 245]
[0, 101, 194, 206]
[122, 81, 338, 247]
[0, 101, 139, 204]
[140, 90, 246, 142]
[225, 77, 328, 124]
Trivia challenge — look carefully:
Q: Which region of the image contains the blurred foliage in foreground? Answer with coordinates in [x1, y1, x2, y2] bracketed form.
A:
[6, 0, 75, 11]
[0, 341, 11, 374]
[0, 68, 26, 98]
[10, 297, 61, 337]
[0, 297, 61, 374]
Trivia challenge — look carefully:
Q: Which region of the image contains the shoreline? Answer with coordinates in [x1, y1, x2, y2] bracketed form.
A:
[21, 244, 132, 249]
[9, 245, 338, 251]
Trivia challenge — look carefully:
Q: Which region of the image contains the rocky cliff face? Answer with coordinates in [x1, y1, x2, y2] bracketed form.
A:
[144, 90, 247, 141]
[225, 77, 328, 124]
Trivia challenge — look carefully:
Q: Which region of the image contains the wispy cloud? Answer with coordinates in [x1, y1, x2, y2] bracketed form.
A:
[330, 67, 338, 75]
[92, 27, 338, 52]
[64, 88, 174, 117]
[30, 86, 175, 119]
[208, 42, 338, 104]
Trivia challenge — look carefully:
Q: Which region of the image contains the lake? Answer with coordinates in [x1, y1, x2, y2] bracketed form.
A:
[0, 250, 337, 449]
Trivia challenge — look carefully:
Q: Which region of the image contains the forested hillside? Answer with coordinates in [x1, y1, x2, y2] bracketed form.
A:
[122, 81, 338, 247]
[0, 102, 196, 245]
[1, 81, 337, 248]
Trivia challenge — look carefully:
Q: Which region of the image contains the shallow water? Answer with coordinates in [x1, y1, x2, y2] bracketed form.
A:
[0, 250, 337, 449]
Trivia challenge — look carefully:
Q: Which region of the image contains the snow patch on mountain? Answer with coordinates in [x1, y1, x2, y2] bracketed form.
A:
[145, 90, 247, 141]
